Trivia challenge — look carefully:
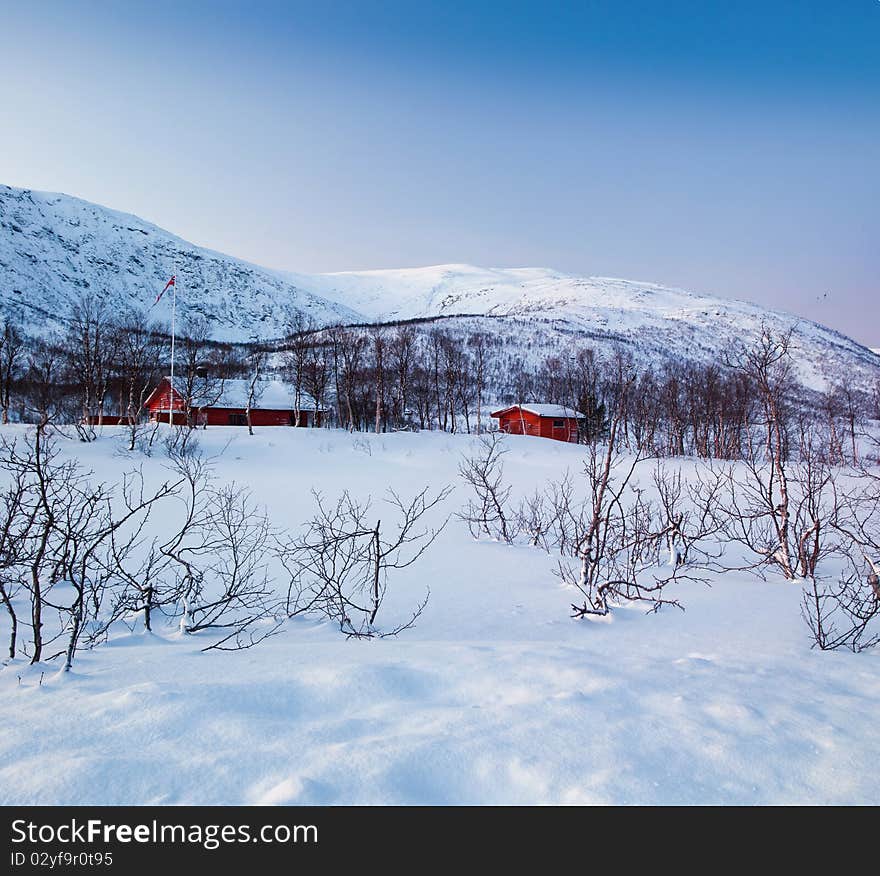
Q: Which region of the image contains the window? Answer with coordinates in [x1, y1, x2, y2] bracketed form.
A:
[552, 419, 565, 428]
[229, 413, 247, 426]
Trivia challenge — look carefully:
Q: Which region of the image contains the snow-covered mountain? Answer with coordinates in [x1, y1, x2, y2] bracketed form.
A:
[0, 185, 361, 339]
[295, 264, 878, 389]
[1, 184, 877, 389]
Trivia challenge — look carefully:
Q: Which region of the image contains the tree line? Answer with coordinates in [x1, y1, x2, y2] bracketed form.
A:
[3, 294, 877, 469]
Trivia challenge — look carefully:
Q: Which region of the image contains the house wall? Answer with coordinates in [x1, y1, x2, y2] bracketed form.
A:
[146, 381, 179, 416]
[537, 417, 579, 442]
[83, 415, 126, 426]
[148, 411, 189, 426]
[201, 408, 316, 427]
[146, 378, 326, 427]
[497, 410, 542, 437]
[496, 409, 579, 443]
[147, 403, 322, 427]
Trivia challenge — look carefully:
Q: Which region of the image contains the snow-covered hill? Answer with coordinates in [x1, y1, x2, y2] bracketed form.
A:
[1, 184, 877, 388]
[296, 264, 879, 390]
[0, 185, 361, 339]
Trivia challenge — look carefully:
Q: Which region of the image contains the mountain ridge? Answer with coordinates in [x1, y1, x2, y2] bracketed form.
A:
[1, 183, 877, 390]
[0, 184, 362, 339]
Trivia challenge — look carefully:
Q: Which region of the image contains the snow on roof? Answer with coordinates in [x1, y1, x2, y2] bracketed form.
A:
[168, 377, 325, 411]
[492, 404, 585, 419]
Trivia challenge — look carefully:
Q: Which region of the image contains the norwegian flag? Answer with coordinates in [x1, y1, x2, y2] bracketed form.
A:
[153, 275, 175, 306]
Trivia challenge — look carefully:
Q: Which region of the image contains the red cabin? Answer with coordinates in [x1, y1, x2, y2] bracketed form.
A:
[491, 404, 584, 443]
[144, 377, 325, 427]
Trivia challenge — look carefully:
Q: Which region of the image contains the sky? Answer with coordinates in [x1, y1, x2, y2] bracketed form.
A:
[1, 1, 878, 344]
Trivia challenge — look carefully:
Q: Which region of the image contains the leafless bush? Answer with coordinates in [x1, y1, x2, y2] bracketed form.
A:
[172, 482, 281, 651]
[699, 428, 841, 581]
[458, 433, 516, 542]
[0, 427, 283, 667]
[653, 462, 725, 569]
[801, 561, 880, 653]
[544, 472, 581, 556]
[546, 384, 707, 616]
[0, 451, 32, 659]
[556, 443, 694, 617]
[802, 455, 880, 651]
[95, 448, 214, 638]
[515, 489, 552, 551]
[351, 437, 372, 456]
[110, 449, 281, 651]
[162, 422, 201, 459]
[278, 485, 451, 638]
[0, 426, 179, 668]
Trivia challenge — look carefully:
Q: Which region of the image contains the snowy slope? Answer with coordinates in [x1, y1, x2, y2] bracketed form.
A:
[295, 264, 880, 390]
[1, 425, 879, 805]
[0, 185, 362, 340]
[2, 184, 877, 388]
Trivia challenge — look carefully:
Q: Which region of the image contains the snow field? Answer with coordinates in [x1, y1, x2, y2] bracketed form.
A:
[1, 426, 878, 805]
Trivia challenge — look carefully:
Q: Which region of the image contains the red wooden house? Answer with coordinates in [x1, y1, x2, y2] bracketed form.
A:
[144, 377, 325, 427]
[491, 404, 584, 443]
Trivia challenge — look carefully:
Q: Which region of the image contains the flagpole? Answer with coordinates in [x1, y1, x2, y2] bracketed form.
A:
[169, 265, 176, 426]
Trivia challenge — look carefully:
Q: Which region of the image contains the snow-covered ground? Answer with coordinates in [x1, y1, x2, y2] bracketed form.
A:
[2, 426, 879, 805]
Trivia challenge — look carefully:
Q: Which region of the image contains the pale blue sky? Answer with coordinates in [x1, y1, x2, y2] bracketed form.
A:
[1, 1, 877, 344]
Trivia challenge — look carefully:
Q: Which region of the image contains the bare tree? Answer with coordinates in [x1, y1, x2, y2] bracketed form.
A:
[515, 489, 552, 550]
[0, 426, 180, 668]
[702, 428, 840, 582]
[172, 482, 281, 651]
[390, 325, 416, 429]
[3, 425, 72, 662]
[724, 326, 797, 577]
[65, 294, 113, 440]
[0, 319, 25, 424]
[557, 441, 671, 617]
[471, 332, 488, 435]
[52, 467, 180, 671]
[653, 461, 725, 570]
[371, 327, 387, 434]
[806, 453, 880, 650]
[23, 336, 69, 426]
[544, 374, 710, 617]
[244, 345, 267, 436]
[338, 329, 366, 432]
[284, 313, 315, 427]
[0, 455, 31, 658]
[303, 345, 330, 428]
[114, 309, 165, 450]
[174, 317, 226, 429]
[0, 427, 283, 666]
